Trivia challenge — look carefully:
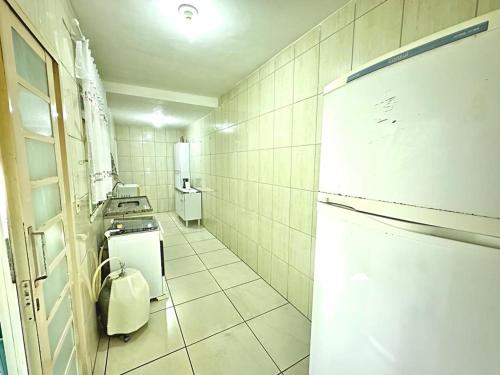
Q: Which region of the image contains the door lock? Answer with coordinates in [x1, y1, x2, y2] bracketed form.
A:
[21, 280, 35, 321]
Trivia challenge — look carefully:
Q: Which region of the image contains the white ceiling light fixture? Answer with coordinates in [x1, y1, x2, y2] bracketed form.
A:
[178, 4, 198, 22]
[159, 0, 222, 40]
[142, 109, 181, 128]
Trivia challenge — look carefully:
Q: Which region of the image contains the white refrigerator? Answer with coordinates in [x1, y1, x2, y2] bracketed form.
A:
[310, 12, 500, 375]
[174, 142, 190, 189]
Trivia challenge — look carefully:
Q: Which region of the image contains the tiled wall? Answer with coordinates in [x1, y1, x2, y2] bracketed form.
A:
[185, 0, 500, 319]
[116, 125, 183, 212]
[6, 0, 114, 372]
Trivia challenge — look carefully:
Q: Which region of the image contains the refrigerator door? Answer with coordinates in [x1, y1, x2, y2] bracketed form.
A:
[320, 19, 500, 219]
[310, 203, 500, 375]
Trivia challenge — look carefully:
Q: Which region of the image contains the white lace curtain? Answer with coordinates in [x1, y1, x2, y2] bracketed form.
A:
[75, 39, 112, 204]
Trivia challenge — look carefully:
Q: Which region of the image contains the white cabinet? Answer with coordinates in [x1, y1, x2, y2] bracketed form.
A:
[175, 188, 201, 226]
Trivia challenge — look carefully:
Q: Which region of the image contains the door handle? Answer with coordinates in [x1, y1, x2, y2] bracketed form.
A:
[28, 227, 48, 282]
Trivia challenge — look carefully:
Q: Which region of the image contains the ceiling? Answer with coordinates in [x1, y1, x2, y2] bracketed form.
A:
[107, 93, 212, 128]
[71, 0, 350, 128]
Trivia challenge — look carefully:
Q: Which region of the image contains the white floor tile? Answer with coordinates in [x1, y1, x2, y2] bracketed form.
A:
[210, 262, 260, 289]
[165, 255, 206, 279]
[176, 292, 243, 345]
[184, 230, 214, 243]
[199, 249, 240, 269]
[125, 349, 193, 374]
[164, 233, 188, 246]
[164, 243, 196, 260]
[226, 279, 287, 320]
[168, 271, 221, 305]
[247, 304, 311, 371]
[106, 308, 184, 374]
[188, 323, 279, 375]
[190, 238, 227, 254]
[178, 224, 206, 234]
[150, 293, 173, 313]
[283, 356, 309, 375]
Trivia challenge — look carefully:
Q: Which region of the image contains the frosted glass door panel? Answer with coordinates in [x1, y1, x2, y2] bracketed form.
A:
[43, 257, 68, 315]
[48, 293, 71, 355]
[66, 352, 78, 375]
[25, 139, 57, 180]
[32, 183, 62, 228]
[44, 220, 65, 267]
[53, 328, 75, 375]
[18, 86, 52, 136]
[310, 204, 500, 375]
[12, 28, 48, 94]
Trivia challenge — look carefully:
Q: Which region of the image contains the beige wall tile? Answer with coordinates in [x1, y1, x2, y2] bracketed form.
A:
[319, 23, 354, 92]
[247, 118, 260, 150]
[275, 61, 294, 109]
[116, 125, 130, 141]
[130, 127, 142, 141]
[247, 150, 260, 182]
[259, 215, 273, 250]
[260, 73, 275, 114]
[273, 147, 292, 187]
[259, 57, 275, 78]
[316, 95, 324, 144]
[248, 83, 261, 119]
[402, 0, 478, 45]
[353, 0, 404, 68]
[271, 256, 289, 297]
[275, 44, 295, 69]
[272, 186, 291, 225]
[143, 141, 155, 157]
[259, 113, 274, 150]
[154, 128, 166, 142]
[295, 26, 321, 56]
[142, 127, 154, 141]
[258, 183, 273, 218]
[117, 141, 131, 156]
[237, 152, 248, 180]
[478, 0, 500, 14]
[258, 246, 272, 282]
[237, 90, 248, 123]
[259, 150, 274, 184]
[248, 182, 259, 211]
[356, 0, 387, 17]
[289, 189, 314, 235]
[289, 229, 312, 276]
[248, 239, 259, 272]
[287, 267, 310, 315]
[293, 45, 320, 102]
[321, 0, 356, 40]
[247, 69, 260, 87]
[273, 105, 293, 148]
[290, 145, 316, 191]
[272, 221, 290, 262]
[292, 96, 318, 146]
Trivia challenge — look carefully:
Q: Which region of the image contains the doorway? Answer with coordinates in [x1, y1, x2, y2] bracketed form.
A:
[0, 2, 79, 374]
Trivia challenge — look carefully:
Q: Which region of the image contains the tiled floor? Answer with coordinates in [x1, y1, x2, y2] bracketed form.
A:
[94, 212, 311, 375]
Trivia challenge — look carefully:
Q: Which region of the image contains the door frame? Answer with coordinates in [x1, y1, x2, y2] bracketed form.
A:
[0, 1, 91, 374]
[0, 157, 28, 374]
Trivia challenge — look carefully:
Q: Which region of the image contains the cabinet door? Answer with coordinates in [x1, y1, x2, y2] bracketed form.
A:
[175, 191, 185, 219]
[184, 193, 201, 220]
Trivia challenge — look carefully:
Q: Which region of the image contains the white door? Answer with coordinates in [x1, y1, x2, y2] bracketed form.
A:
[0, 4, 78, 374]
[311, 203, 500, 375]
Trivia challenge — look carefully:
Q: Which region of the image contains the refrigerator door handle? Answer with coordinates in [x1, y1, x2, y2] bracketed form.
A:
[320, 201, 500, 250]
